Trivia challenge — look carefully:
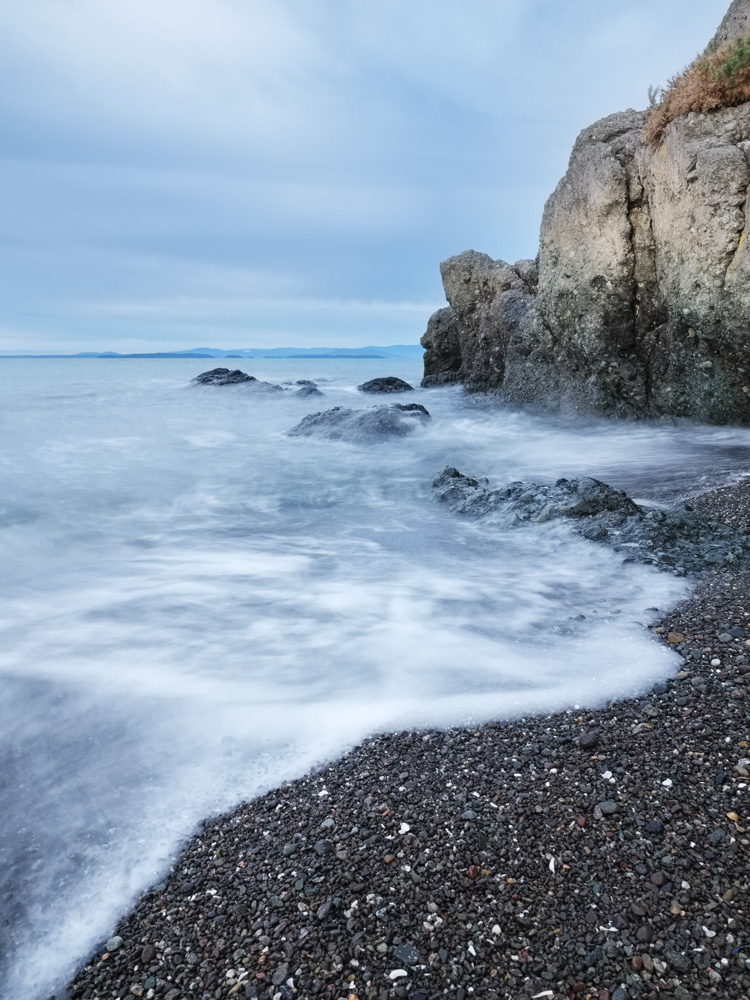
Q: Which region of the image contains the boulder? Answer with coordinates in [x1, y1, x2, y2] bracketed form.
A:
[192, 368, 283, 390]
[287, 404, 431, 443]
[293, 385, 324, 397]
[357, 376, 414, 393]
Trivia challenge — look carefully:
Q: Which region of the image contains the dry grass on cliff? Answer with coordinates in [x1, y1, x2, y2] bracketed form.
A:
[644, 35, 750, 143]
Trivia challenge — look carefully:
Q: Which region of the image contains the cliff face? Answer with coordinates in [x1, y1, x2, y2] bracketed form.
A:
[711, 0, 750, 50]
[422, 4, 750, 423]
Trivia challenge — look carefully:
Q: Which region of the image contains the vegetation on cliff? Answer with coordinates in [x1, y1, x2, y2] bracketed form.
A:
[645, 35, 750, 142]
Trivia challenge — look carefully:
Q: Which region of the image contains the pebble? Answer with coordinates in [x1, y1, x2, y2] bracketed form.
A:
[596, 800, 619, 815]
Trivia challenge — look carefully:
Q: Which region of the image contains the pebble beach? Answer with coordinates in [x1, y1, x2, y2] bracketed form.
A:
[64, 484, 750, 1000]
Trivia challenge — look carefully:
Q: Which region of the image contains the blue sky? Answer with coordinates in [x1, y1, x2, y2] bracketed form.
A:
[0, 0, 728, 351]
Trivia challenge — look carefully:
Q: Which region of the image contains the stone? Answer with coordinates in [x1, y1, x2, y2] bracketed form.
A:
[578, 732, 599, 749]
[644, 819, 664, 835]
[106, 936, 124, 952]
[272, 963, 289, 986]
[357, 377, 414, 393]
[596, 800, 620, 816]
[287, 404, 431, 442]
[294, 385, 324, 397]
[393, 943, 420, 965]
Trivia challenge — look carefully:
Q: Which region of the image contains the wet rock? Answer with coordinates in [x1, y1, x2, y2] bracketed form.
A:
[287, 404, 431, 442]
[193, 367, 255, 385]
[578, 731, 599, 749]
[357, 376, 414, 393]
[432, 466, 750, 577]
[192, 368, 283, 390]
[293, 385, 324, 397]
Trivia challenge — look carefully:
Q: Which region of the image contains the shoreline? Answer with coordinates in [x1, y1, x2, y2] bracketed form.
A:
[64, 489, 750, 1000]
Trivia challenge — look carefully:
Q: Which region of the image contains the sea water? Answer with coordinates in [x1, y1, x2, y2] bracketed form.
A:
[2, 356, 750, 998]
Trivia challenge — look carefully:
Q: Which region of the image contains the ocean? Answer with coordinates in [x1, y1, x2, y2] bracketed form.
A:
[2, 356, 749, 998]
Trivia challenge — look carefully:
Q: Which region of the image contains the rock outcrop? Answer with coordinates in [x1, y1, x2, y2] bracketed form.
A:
[433, 466, 750, 576]
[422, 3, 750, 424]
[287, 403, 431, 442]
[711, 0, 750, 50]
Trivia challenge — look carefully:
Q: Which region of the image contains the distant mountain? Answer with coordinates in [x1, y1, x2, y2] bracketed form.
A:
[0, 345, 424, 359]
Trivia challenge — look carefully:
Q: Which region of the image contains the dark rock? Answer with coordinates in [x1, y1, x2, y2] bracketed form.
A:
[192, 368, 283, 390]
[357, 376, 414, 393]
[649, 871, 669, 887]
[287, 404, 431, 443]
[272, 964, 289, 986]
[193, 367, 255, 385]
[665, 947, 692, 973]
[293, 386, 324, 397]
[432, 467, 750, 577]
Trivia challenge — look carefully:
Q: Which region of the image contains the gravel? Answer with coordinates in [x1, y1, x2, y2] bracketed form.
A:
[63, 481, 750, 1000]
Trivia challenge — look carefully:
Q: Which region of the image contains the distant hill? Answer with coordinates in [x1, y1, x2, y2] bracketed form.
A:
[0, 345, 424, 359]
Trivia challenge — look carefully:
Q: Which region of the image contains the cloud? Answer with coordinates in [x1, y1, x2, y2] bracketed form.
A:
[0, 0, 731, 349]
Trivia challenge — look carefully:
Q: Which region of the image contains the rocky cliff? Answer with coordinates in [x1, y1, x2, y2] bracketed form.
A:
[422, 2, 750, 423]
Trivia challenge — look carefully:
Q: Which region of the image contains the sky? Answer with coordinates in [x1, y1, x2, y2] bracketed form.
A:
[0, 0, 730, 352]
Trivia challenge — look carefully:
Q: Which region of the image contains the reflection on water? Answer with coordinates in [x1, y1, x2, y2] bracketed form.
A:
[2, 357, 750, 998]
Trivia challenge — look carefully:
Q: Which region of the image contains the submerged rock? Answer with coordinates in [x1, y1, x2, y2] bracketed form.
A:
[433, 466, 750, 576]
[288, 404, 430, 442]
[192, 368, 283, 390]
[357, 376, 414, 393]
[293, 385, 324, 398]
